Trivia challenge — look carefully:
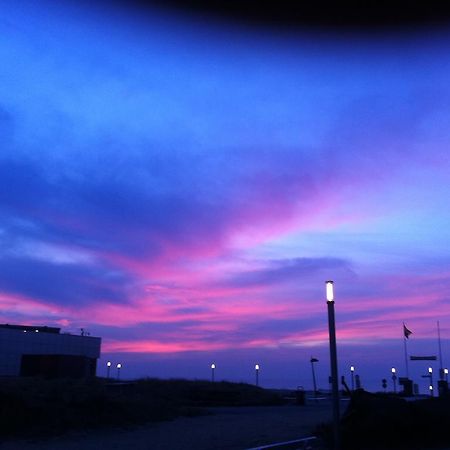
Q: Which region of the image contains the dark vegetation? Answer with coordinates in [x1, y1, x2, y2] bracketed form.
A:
[319, 389, 450, 449]
[0, 377, 284, 438]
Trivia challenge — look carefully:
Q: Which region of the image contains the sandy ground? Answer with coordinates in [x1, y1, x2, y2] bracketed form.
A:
[0, 401, 332, 450]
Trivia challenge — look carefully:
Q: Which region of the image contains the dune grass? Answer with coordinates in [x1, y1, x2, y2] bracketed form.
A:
[0, 377, 284, 438]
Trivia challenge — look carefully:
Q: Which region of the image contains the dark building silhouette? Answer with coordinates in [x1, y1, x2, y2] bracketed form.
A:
[0, 324, 101, 378]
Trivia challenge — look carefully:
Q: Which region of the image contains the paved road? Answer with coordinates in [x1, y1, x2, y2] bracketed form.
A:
[1, 403, 332, 450]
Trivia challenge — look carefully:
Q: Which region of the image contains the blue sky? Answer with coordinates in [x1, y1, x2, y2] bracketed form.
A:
[2, 0, 450, 390]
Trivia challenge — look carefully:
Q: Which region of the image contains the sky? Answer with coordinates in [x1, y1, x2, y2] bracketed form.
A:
[1, 0, 450, 391]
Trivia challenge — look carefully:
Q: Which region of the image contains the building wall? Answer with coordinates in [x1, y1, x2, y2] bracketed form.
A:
[20, 354, 97, 378]
[0, 327, 101, 377]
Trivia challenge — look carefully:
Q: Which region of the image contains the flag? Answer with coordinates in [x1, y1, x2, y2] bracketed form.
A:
[403, 323, 412, 339]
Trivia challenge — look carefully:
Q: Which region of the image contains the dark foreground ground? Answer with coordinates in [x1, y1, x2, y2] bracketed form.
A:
[1, 403, 331, 450]
[0, 378, 330, 449]
[7, 379, 450, 449]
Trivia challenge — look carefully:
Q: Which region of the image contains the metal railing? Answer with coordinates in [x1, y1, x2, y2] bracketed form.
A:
[245, 435, 318, 450]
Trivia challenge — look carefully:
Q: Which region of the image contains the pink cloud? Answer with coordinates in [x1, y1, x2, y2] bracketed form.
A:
[104, 339, 232, 353]
[0, 291, 67, 324]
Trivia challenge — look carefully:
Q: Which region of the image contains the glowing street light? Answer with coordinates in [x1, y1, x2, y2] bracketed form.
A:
[106, 361, 111, 379]
[117, 363, 122, 380]
[326, 280, 334, 302]
[255, 364, 260, 387]
[211, 363, 216, 382]
[350, 366, 355, 391]
[325, 280, 339, 450]
[445, 368, 449, 382]
[391, 367, 397, 393]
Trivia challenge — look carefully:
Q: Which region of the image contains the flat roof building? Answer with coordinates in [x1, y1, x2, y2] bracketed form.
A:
[0, 324, 101, 378]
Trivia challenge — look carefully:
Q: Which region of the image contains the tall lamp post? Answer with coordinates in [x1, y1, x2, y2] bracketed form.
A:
[106, 361, 111, 379]
[310, 357, 319, 395]
[350, 366, 355, 391]
[391, 367, 397, 393]
[326, 280, 340, 450]
[117, 363, 122, 380]
[211, 363, 216, 382]
[429, 367, 434, 396]
[255, 364, 260, 387]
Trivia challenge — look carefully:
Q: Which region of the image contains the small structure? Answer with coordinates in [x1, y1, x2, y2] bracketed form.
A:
[398, 377, 413, 396]
[0, 324, 101, 378]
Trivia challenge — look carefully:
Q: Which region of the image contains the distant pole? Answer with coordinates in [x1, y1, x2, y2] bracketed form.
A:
[438, 321, 444, 380]
[106, 361, 111, 379]
[355, 374, 361, 390]
[326, 280, 340, 450]
[117, 363, 122, 380]
[310, 357, 318, 395]
[403, 338, 409, 377]
[350, 366, 355, 391]
[211, 363, 215, 382]
[403, 323, 410, 378]
[391, 367, 397, 393]
[255, 364, 260, 387]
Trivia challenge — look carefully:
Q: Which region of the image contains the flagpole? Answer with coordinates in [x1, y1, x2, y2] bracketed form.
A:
[404, 337, 409, 378]
[403, 323, 410, 378]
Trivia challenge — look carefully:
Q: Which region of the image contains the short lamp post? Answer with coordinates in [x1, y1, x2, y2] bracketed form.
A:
[326, 280, 340, 450]
[211, 363, 216, 382]
[255, 364, 260, 387]
[350, 366, 355, 391]
[311, 357, 319, 395]
[106, 361, 111, 379]
[429, 367, 434, 396]
[445, 368, 449, 383]
[391, 368, 397, 393]
[117, 363, 122, 380]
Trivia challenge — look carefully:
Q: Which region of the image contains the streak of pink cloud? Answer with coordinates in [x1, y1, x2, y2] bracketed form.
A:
[0, 291, 67, 323]
[104, 339, 231, 353]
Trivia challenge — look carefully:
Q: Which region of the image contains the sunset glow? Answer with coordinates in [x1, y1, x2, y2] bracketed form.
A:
[2, 0, 450, 390]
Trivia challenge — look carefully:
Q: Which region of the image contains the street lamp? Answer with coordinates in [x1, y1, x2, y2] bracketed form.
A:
[445, 368, 449, 382]
[429, 367, 433, 396]
[106, 361, 111, 379]
[117, 363, 122, 380]
[310, 357, 319, 395]
[255, 364, 260, 387]
[391, 367, 397, 393]
[326, 280, 340, 450]
[350, 366, 355, 391]
[211, 363, 216, 382]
